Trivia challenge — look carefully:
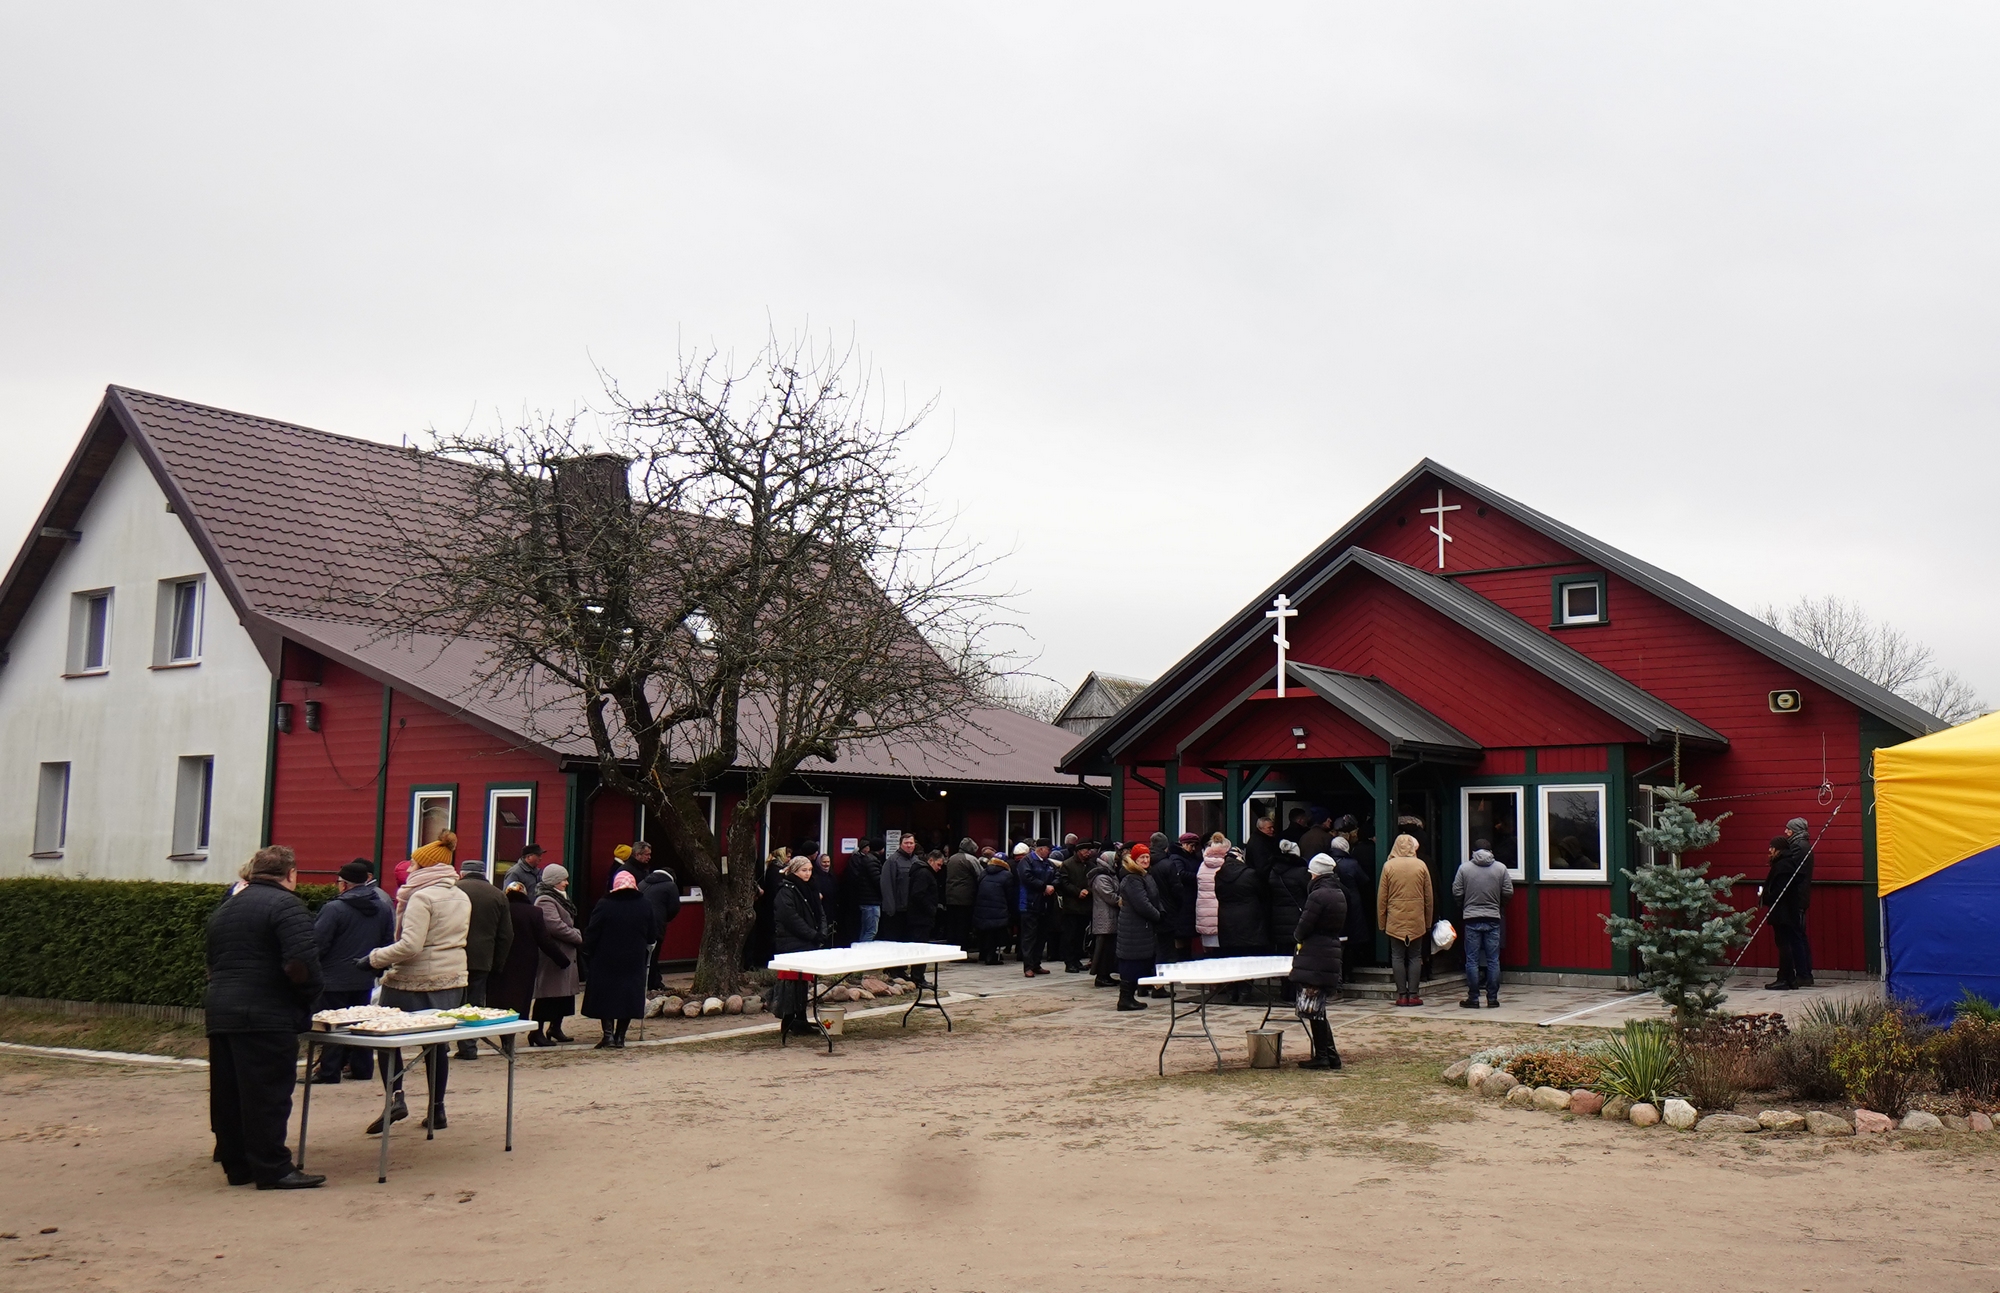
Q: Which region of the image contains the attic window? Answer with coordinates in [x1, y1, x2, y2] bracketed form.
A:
[1551, 574, 1607, 628]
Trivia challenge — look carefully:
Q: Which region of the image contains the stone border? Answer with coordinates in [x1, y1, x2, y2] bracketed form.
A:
[1439, 1057, 1997, 1138]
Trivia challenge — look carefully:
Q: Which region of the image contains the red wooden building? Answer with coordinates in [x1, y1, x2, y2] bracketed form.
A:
[1058, 461, 1943, 981]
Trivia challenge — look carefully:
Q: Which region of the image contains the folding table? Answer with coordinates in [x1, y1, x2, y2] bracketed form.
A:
[766, 941, 968, 1053]
[1138, 955, 1297, 1075]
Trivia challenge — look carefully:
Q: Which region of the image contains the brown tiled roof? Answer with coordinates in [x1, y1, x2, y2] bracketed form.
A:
[0, 387, 1098, 789]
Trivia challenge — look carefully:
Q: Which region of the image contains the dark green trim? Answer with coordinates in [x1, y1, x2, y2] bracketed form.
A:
[1223, 765, 1243, 843]
[370, 684, 393, 877]
[563, 770, 584, 892]
[260, 675, 279, 848]
[1108, 767, 1124, 841]
[1608, 744, 1630, 975]
[1859, 715, 1904, 975]
[1549, 572, 1609, 628]
[1524, 748, 1538, 775]
[1373, 760, 1392, 963]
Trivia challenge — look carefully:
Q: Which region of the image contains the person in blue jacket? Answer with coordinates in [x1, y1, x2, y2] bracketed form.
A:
[308, 859, 394, 1084]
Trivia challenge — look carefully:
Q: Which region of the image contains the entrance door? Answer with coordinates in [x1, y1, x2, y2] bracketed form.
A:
[1005, 806, 1060, 852]
[767, 797, 829, 858]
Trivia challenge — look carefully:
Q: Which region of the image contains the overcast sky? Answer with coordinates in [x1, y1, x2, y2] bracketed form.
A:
[3, 4, 1996, 709]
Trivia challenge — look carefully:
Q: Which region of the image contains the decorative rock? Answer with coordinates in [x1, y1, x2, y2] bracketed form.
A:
[662, 995, 685, 1017]
[1899, 1110, 1943, 1132]
[744, 995, 763, 1014]
[1467, 1062, 1494, 1090]
[1970, 1112, 1993, 1133]
[1532, 1086, 1572, 1112]
[1479, 1070, 1518, 1098]
[1697, 1113, 1762, 1133]
[1663, 1099, 1698, 1130]
[861, 977, 892, 995]
[1442, 1059, 1471, 1083]
[1505, 1085, 1535, 1108]
[1941, 1115, 1970, 1132]
[1569, 1090, 1605, 1117]
[682, 1002, 702, 1018]
[1629, 1102, 1660, 1127]
[701, 996, 724, 1016]
[1853, 1109, 1893, 1134]
[1757, 1110, 1807, 1133]
[1805, 1110, 1854, 1137]
[725, 995, 744, 1015]
[1601, 1096, 1632, 1122]
[855, 990, 875, 1001]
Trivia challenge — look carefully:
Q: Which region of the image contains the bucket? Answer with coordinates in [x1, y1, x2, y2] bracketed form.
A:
[820, 1007, 846, 1036]
[1247, 1029, 1283, 1069]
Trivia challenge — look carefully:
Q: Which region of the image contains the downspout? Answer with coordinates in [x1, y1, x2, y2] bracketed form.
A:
[260, 676, 279, 847]
[370, 684, 393, 879]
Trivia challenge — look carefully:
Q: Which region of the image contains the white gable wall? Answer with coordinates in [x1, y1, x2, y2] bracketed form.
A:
[0, 440, 270, 882]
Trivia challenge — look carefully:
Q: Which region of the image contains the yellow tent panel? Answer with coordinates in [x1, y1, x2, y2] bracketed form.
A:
[1875, 710, 2000, 896]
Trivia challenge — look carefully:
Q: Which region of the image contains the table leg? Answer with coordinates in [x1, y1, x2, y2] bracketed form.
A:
[424, 1044, 437, 1141]
[296, 1034, 315, 1172]
[504, 1033, 516, 1153]
[935, 963, 952, 1032]
[1157, 983, 1177, 1077]
[1198, 988, 1222, 1073]
[376, 1052, 396, 1184]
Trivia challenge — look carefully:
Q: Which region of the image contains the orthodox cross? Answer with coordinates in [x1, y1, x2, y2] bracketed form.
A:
[1266, 593, 1298, 697]
[1420, 489, 1461, 570]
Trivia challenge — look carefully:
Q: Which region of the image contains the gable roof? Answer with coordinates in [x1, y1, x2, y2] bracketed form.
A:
[1053, 671, 1153, 730]
[1061, 457, 1941, 771]
[0, 387, 1097, 788]
[1174, 660, 1482, 763]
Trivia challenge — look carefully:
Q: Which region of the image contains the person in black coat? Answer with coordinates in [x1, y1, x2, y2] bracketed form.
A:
[971, 858, 1016, 965]
[639, 865, 681, 989]
[582, 872, 660, 1048]
[1245, 815, 1283, 878]
[493, 883, 572, 1018]
[204, 845, 325, 1190]
[904, 850, 945, 988]
[1215, 848, 1269, 954]
[770, 858, 830, 1036]
[1115, 846, 1166, 1012]
[309, 859, 395, 1083]
[1762, 820, 1817, 989]
[1291, 858, 1348, 1070]
[1266, 840, 1309, 954]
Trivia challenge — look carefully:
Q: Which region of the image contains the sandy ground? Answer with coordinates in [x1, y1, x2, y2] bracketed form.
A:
[2, 974, 1996, 1293]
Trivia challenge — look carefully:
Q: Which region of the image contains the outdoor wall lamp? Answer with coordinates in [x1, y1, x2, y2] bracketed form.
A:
[304, 700, 323, 732]
[274, 702, 294, 734]
[1292, 726, 1307, 750]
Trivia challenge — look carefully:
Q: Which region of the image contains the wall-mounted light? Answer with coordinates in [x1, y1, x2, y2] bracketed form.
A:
[1292, 726, 1307, 750]
[938, 788, 949, 797]
[274, 702, 294, 734]
[303, 700, 323, 732]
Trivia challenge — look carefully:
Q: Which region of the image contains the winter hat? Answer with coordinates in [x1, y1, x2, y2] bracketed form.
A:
[457, 858, 488, 878]
[539, 864, 570, 888]
[1129, 843, 1152, 860]
[1328, 835, 1351, 854]
[1308, 853, 1339, 877]
[1203, 841, 1229, 861]
[411, 830, 456, 870]
[613, 844, 634, 862]
[1012, 842, 1030, 856]
[1785, 817, 1809, 835]
[611, 870, 638, 891]
[1178, 832, 1201, 845]
[338, 860, 373, 884]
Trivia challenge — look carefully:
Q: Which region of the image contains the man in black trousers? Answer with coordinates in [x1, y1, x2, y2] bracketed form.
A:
[204, 845, 326, 1190]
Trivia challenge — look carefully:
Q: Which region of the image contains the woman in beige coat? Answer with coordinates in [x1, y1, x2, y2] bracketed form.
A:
[1376, 834, 1434, 1007]
[364, 832, 472, 1131]
[531, 865, 584, 1045]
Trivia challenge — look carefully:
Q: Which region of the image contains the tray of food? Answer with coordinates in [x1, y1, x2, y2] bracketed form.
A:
[311, 1004, 407, 1032]
[438, 1006, 519, 1027]
[346, 1012, 461, 1037]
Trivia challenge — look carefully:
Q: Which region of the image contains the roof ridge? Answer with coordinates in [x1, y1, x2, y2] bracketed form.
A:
[110, 385, 432, 460]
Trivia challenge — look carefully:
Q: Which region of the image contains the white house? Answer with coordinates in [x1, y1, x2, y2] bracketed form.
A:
[0, 399, 271, 882]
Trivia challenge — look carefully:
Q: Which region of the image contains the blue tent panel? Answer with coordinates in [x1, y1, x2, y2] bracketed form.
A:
[1884, 842, 2000, 1024]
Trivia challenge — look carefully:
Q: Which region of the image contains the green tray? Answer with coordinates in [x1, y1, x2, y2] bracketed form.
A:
[450, 1011, 519, 1027]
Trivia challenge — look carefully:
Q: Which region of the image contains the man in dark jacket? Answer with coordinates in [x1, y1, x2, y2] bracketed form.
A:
[942, 838, 980, 952]
[1245, 814, 1282, 878]
[503, 843, 545, 898]
[309, 859, 394, 1083]
[454, 857, 515, 1058]
[206, 845, 324, 1190]
[1056, 842, 1097, 973]
[1013, 842, 1058, 975]
[904, 850, 944, 987]
[640, 862, 682, 988]
[848, 844, 884, 944]
[880, 836, 918, 943]
[1762, 818, 1816, 989]
[1298, 808, 1335, 870]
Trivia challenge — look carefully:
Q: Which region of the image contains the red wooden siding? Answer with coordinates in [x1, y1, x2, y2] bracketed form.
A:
[1182, 695, 1388, 764]
[1121, 770, 1161, 840]
[1474, 749, 1528, 775]
[1537, 746, 1609, 774]
[961, 805, 1000, 850]
[1723, 883, 1866, 974]
[271, 655, 567, 888]
[1501, 887, 1531, 967]
[1538, 886, 1613, 969]
[1351, 484, 1579, 573]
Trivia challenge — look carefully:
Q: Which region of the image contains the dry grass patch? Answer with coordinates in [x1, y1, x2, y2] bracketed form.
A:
[0, 1009, 207, 1059]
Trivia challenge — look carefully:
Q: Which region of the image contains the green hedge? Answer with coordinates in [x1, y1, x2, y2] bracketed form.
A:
[0, 878, 338, 1009]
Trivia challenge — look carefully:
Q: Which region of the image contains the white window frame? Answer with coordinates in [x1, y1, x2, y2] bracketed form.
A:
[483, 785, 536, 875]
[1243, 793, 1278, 841]
[1460, 785, 1527, 880]
[765, 794, 830, 858]
[637, 792, 716, 843]
[1177, 791, 1221, 840]
[153, 575, 205, 667]
[1004, 804, 1061, 849]
[410, 788, 457, 854]
[170, 756, 214, 860]
[33, 762, 70, 857]
[1561, 583, 1601, 625]
[66, 589, 113, 676]
[1537, 783, 1610, 883]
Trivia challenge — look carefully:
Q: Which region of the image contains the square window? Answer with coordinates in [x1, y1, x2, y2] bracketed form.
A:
[1178, 793, 1225, 841]
[33, 762, 70, 855]
[67, 590, 112, 674]
[171, 756, 214, 858]
[1551, 575, 1607, 628]
[767, 796, 828, 858]
[1004, 806, 1061, 850]
[1538, 784, 1608, 882]
[1460, 786, 1525, 879]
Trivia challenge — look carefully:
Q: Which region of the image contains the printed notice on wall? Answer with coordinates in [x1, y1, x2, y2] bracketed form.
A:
[884, 830, 903, 853]
[840, 838, 859, 855]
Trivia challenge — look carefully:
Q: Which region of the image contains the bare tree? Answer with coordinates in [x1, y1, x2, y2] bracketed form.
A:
[987, 676, 1070, 725]
[368, 336, 1014, 993]
[1760, 594, 1986, 725]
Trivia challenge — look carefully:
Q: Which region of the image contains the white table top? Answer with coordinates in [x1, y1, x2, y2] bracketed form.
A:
[1139, 955, 1296, 987]
[767, 942, 969, 977]
[309, 1019, 539, 1047]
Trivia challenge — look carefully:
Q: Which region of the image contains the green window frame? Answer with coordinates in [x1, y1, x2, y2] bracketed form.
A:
[1550, 573, 1608, 628]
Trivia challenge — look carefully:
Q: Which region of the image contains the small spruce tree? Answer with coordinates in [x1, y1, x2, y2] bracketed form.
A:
[1604, 783, 1753, 1022]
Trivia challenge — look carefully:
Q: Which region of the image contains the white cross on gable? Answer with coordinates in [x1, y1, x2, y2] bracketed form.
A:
[1266, 593, 1298, 697]
[1420, 489, 1461, 570]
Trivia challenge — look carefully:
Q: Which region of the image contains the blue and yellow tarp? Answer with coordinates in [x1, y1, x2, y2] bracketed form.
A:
[1876, 710, 2000, 1022]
